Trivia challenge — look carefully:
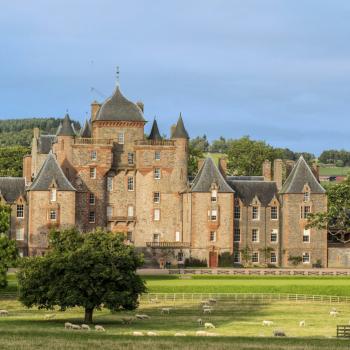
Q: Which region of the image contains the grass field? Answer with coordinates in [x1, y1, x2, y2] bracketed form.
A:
[319, 166, 350, 176]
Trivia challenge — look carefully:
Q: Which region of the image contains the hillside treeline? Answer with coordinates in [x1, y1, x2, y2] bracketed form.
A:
[319, 150, 350, 167]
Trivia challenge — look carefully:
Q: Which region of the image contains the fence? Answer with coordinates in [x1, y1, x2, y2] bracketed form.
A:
[337, 325, 350, 338]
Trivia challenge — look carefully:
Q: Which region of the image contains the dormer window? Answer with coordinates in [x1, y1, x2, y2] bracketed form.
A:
[252, 206, 259, 220]
[16, 204, 24, 219]
[50, 188, 57, 202]
[304, 191, 310, 202]
[211, 189, 217, 203]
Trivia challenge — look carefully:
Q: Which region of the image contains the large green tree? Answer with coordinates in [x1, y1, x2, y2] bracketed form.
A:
[188, 140, 204, 177]
[18, 228, 146, 323]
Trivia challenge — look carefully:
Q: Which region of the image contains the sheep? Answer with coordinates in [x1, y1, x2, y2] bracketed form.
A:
[161, 307, 171, 314]
[273, 329, 286, 337]
[196, 330, 208, 336]
[64, 322, 73, 329]
[204, 322, 215, 329]
[150, 298, 160, 304]
[174, 332, 186, 336]
[71, 324, 81, 330]
[197, 318, 203, 326]
[121, 317, 134, 325]
[44, 314, 56, 320]
[203, 308, 212, 314]
[299, 320, 305, 327]
[262, 320, 274, 326]
[133, 331, 144, 336]
[95, 325, 105, 331]
[135, 314, 150, 320]
[200, 300, 210, 305]
[81, 324, 91, 330]
[330, 310, 339, 317]
[0, 310, 9, 316]
[147, 331, 158, 336]
[202, 304, 212, 309]
[209, 298, 217, 304]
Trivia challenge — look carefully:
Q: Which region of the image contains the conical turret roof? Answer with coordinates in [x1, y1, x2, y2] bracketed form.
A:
[148, 119, 162, 141]
[57, 114, 75, 137]
[80, 120, 92, 138]
[171, 113, 189, 139]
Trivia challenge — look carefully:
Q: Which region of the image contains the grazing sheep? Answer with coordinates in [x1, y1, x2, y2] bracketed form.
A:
[204, 322, 215, 329]
[330, 311, 339, 317]
[197, 318, 203, 326]
[200, 300, 210, 305]
[203, 308, 212, 314]
[299, 320, 305, 327]
[203, 304, 212, 309]
[150, 298, 160, 304]
[64, 322, 73, 329]
[196, 330, 208, 336]
[44, 314, 56, 320]
[209, 298, 217, 304]
[273, 329, 286, 337]
[71, 324, 81, 330]
[121, 317, 134, 325]
[174, 332, 186, 336]
[95, 325, 105, 331]
[81, 324, 91, 330]
[0, 310, 9, 316]
[161, 308, 171, 314]
[133, 331, 144, 336]
[136, 314, 150, 320]
[147, 331, 158, 336]
[262, 320, 274, 326]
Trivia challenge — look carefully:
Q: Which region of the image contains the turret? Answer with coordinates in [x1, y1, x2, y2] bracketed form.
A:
[148, 119, 162, 141]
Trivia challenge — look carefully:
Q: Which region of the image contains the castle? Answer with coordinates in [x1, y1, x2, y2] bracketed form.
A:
[1, 81, 345, 268]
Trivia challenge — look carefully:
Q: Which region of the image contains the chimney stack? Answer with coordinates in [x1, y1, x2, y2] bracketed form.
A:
[136, 101, 144, 112]
[312, 162, 320, 182]
[273, 159, 283, 190]
[285, 160, 295, 178]
[33, 127, 40, 139]
[262, 160, 272, 181]
[91, 101, 101, 121]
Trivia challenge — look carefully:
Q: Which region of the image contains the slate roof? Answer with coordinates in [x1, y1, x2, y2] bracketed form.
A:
[228, 176, 264, 181]
[38, 135, 55, 154]
[0, 177, 26, 203]
[227, 180, 279, 206]
[191, 157, 234, 193]
[148, 119, 162, 140]
[96, 86, 145, 122]
[55, 122, 62, 135]
[29, 152, 75, 191]
[57, 114, 76, 137]
[280, 156, 325, 194]
[171, 114, 189, 139]
[80, 120, 92, 138]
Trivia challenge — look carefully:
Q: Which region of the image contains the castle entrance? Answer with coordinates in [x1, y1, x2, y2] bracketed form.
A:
[209, 251, 218, 268]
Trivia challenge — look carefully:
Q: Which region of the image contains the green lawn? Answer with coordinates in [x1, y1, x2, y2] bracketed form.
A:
[319, 166, 350, 176]
[203, 152, 224, 165]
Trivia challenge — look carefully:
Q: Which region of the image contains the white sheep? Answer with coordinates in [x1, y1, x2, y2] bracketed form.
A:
[200, 300, 210, 305]
[203, 308, 212, 314]
[262, 320, 274, 326]
[197, 318, 203, 325]
[161, 308, 171, 314]
[196, 330, 208, 336]
[64, 322, 73, 329]
[204, 322, 215, 329]
[133, 331, 144, 336]
[147, 331, 158, 336]
[299, 320, 305, 327]
[174, 332, 186, 336]
[136, 314, 150, 320]
[95, 325, 105, 331]
[71, 324, 81, 330]
[44, 314, 56, 320]
[0, 310, 9, 316]
[330, 310, 339, 317]
[81, 324, 91, 330]
[203, 304, 212, 309]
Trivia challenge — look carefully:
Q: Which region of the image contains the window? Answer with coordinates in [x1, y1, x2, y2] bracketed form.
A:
[304, 191, 310, 202]
[128, 152, 134, 165]
[127, 231, 133, 242]
[18, 250, 24, 258]
[127, 205, 134, 217]
[252, 206, 259, 220]
[302, 252, 310, 263]
[127, 177, 134, 191]
[155, 151, 161, 161]
[153, 233, 160, 243]
[252, 251, 259, 263]
[175, 231, 180, 242]
[210, 209, 217, 221]
[234, 228, 241, 242]
[154, 208, 160, 221]
[301, 206, 311, 219]
[117, 132, 124, 144]
[16, 228, 24, 241]
[270, 251, 277, 263]
[50, 188, 57, 202]
[107, 206, 113, 219]
[252, 229, 259, 242]
[90, 167, 96, 179]
[153, 192, 160, 203]
[16, 204, 24, 218]
[209, 231, 217, 242]
[89, 211, 95, 223]
[234, 205, 241, 219]
[107, 177, 113, 191]
[271, 206, 278, 220]
[233, 251, 241, 263]
[271, 229, 278, 243]
[50, 209, 57, 221]
[177, 251, 184, 262]
[211, 190, 217, 203]
[303, 229, 310, 243]
[89, 193, 95, 205]
[154, 168, 161, 179]
[91, 150, 97, 161]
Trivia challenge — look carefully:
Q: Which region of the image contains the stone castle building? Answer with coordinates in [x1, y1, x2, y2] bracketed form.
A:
[1, 81, 345, 268]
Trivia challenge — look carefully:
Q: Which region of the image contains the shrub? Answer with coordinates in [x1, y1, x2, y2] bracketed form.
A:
[185, 257, 207, 268]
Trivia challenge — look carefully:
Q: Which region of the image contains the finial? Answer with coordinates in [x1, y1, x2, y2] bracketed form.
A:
[116, 66, 120, 87]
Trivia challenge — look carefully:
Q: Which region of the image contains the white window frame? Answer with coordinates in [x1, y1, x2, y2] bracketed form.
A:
[211, 190, 217, 203]
[210, 209, 217, 221]
[153, 233, 160, 243]
[209, 231, 217, 242]
[127, 231, 133, 242]
[89, 193, 95, 205]
[252, 251, 259, 263]
[16, 228, 24, 241]
[117, 132, 125, 144]
[155, 151, 161, 161]
[233, 251, 241, 263]
[91, 150, 97, 161]
[16, 204, 24, 218]
[90, 167, 96, 179]
[271, 206, 278, 220]
[154, 168, 161, 180]
[304, 191, 310, 202]
[154, 208, 160, 221]
[234, 205, 241, 220]
[270, 229, 278, 243]
[128, 152, 134, 165]
[153, 192, 160, 203]
[303, 229, 310, 243]
[89, 211, 95, 223]
[252, 206, 259, 220]
[270, 251, 277, 263]
[50, 188, 57, 202]
[175, 231, 180, 242]
[127, 205, 134, 217]
[302, 252, 310, 264]
[107, 177, 113, 191]
[234, 228, 241, 242]
[49, 209, 57, 221]
[301, 205, 311, 219]
[252, 228, 259, 242]
[127, 176, 134, 191]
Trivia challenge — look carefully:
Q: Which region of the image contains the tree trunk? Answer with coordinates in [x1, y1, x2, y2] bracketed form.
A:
[84, 308, 94, 324]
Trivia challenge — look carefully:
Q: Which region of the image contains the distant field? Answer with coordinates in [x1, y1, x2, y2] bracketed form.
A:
[203, 152, 224, 165]
[319, 166, 350, 176]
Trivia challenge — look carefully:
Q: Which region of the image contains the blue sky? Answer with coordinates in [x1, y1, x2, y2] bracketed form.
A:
[1, 1, 350, 154]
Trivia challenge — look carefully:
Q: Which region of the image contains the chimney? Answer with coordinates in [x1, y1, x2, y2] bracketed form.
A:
[136, 101, 144, 112]
[273, 159, 283, 190]
[33, 127, 40, 139]
[285, 160, 295, 178]
[262, 160, 271, 181]
[197, 159, 205, 172]
[218, 158, 227, 177]
[170, 124, 176, 138]
[312, 162, 320, 182]
[91, 101, 101, 121]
